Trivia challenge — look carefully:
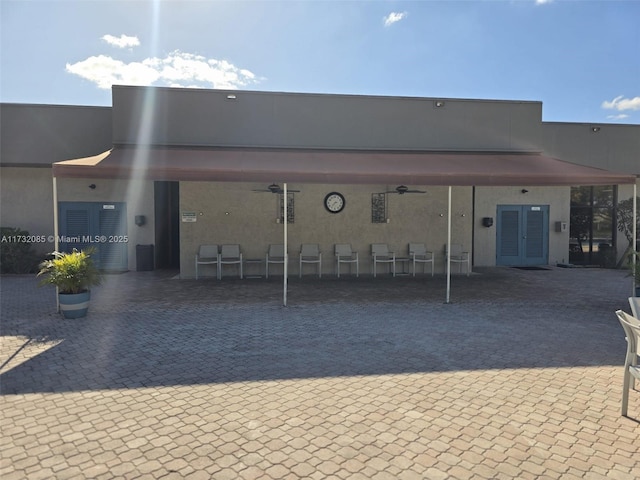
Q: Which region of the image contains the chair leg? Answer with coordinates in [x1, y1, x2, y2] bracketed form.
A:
[622, 368, 631, 416]
[195, 261, 198, 280]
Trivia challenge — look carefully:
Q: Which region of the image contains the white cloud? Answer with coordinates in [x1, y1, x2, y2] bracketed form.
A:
[102, 34, 140, 49]
[607, 114, 630, 120]
[535, 0, 554, 5]
[383, 11, 407, 27]
[601, 95, 640, 111]
[66, 50, 262, 90]
[66, 55, 158, 89]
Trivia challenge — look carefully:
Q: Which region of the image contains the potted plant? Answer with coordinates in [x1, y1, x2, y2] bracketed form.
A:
[37, 248, 102, 318]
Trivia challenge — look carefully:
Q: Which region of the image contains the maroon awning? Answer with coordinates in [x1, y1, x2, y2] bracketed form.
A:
[53, 146, 636, 186]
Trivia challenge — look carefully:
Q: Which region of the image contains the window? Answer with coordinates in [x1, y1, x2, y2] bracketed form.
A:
[279, 193, 294, 224]
[569, 186, 616, 266]
[371, 193, 386, 223]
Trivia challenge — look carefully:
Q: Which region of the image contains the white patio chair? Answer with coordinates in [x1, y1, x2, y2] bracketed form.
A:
[195, 244, 219, 280]
[628, 297, 640, 391]
[266, 244, 286, 278]
[445, 243, 471, 276]
[219, 244, 243, 279]
[335, 244, 359, 278]
[299, 244, 322, 278]
[630, 297, 640, 318]
[615, 310, 640, 417]
[409, 243, 434, 277]
[371, 243, 395, 278]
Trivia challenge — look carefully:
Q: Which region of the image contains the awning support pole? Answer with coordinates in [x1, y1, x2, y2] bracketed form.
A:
[52, 175, 60, 312]
[633, 182, 637, 296]
[283, 182, 288, 307]
[446, 186, 452, 304]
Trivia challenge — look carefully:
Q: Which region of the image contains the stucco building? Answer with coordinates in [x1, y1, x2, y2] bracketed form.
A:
[1, 86, 638, 278]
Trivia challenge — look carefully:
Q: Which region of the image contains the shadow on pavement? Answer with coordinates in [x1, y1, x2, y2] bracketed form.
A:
[0, 267, 632, 394]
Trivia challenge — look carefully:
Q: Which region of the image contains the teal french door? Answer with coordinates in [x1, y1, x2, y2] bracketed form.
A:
[58, 202, 128, 271]
[496, 205, 549, 266]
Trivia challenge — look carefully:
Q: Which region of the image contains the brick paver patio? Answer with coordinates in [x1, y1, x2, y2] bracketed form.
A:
[1, 267, 639, 479]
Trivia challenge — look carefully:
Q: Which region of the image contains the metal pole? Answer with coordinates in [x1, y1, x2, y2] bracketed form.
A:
[446, 186, 452, 304]
[633, 182, 637, 296]
[283, 182, 288, 307]
[52, 175, 60, 312]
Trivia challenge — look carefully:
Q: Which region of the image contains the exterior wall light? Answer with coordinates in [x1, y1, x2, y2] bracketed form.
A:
[434, 100, 445, 108]
[591, 126, 601, 132]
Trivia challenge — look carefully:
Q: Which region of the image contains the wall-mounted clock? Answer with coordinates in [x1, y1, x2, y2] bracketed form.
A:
[324, 192, 345, 214]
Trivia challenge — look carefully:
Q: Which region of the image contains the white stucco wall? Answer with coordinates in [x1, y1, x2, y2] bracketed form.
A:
[179, 182, 473, 278]
[0, 167, 55, 256]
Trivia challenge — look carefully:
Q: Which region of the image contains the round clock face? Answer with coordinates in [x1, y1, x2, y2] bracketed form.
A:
[324, 192, 345, 213]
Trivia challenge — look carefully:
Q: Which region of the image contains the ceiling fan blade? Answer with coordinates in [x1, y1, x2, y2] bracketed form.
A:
[386, 185, 426, 194]
[252, 186, 301, 193]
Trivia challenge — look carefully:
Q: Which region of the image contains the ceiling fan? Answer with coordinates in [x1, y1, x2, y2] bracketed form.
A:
[252, 183, 300, 194]
[385, 185, 426, 195]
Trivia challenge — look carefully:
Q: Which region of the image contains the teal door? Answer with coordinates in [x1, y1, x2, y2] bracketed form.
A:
[59, 202, 128, 271]
[496, 205, 549, 266]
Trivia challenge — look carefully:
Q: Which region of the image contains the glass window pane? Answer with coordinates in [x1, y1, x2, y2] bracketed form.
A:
[593, 186, 614, 207]
[571, 186, 591, 206]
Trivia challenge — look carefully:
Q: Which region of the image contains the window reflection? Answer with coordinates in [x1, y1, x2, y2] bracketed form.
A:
[569, 186, 616, 266]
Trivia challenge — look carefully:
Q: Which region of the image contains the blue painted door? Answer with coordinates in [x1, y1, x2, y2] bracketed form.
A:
[58, 202, 128, 271]
[496, 205, 549, 266]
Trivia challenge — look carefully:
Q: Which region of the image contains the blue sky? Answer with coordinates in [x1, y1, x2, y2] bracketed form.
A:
[1, 0, 639, 124]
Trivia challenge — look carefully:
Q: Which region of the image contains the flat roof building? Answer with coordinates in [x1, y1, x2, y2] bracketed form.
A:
[1, 86, 638, 278]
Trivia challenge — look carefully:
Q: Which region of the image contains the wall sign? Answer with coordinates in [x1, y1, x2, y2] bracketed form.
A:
[182, 212, 197, 223]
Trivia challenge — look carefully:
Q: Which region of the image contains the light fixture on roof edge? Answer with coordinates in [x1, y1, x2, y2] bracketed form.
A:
[434, 100, 445, 108]
[591, 126, 601, 133]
